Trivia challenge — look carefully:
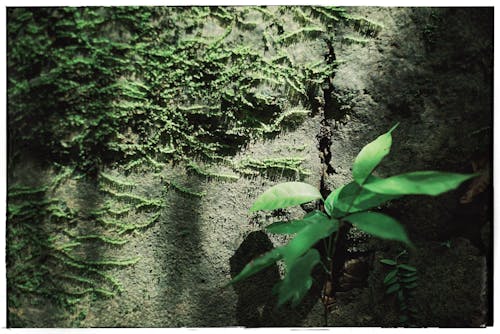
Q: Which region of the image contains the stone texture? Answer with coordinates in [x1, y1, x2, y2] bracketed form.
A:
[7, 7, 492, 328]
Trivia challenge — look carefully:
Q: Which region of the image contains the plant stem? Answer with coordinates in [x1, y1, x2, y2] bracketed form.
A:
[324, 183, 364, 295]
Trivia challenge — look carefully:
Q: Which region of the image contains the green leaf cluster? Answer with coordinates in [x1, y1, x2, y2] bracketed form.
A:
[380, 252, 419, 325]
[229, 124, 476, 307]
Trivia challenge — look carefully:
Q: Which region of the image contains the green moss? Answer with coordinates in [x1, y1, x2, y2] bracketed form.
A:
[233, 157, 312, 177]
[7, 6, 380, 325]
[168, 181, 206, 198]
[8, 6, 370, 173]
[74, 234, 128, 245]
[343, 35, 371, 46]
[6, 168, 153, 325]
[187, 161, 240, 181]
[99, 172, 136, 191]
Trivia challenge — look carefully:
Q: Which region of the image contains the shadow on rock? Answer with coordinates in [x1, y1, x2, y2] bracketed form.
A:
[229, 230, 322, 327]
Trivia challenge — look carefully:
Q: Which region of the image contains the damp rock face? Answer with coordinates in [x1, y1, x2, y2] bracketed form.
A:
[6, 7, 491, 327]
[323, 7, 492, 327]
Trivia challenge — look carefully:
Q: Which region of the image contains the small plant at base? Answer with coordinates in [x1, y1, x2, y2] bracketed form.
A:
[380, 250, 418, 326]
[227, 123, 477, 310]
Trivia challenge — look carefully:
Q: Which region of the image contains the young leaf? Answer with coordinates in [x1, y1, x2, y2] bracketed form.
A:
[266, 211, 330, 234]
[401, 275, 418, 283]
[352, 123, 399, 185]
[362, 171, 478, 196]
[250, 182, 323, 212]
[404, 282, 418, 290]
[344, 211, 412, 246]
[281, 217, 338, 266]
[386, 283, 401, 294]
[380, 259, 397, 266]
[398, 264, 417, 272]
[384, 275, 398, 286]
[384, 268, 399, 284]
[274, 248, 321, 307]
[228, 248, 282, 285]
[325, 179, 399, 217]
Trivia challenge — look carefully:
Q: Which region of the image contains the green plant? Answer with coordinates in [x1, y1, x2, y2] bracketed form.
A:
[228, 123, 477, 308]
[380, 250, 419, 326]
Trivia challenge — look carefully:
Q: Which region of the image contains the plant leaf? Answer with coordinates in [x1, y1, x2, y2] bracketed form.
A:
[380, 259, 397, 266]
[386, 283, 400, 294]
[266, 211, 330, 234]
[274, 248, 321, 307]
[352, 123, 398, 185]
[362, 171, 478, 196]
[401, 275, 418, 283]
[384, 268, 399, 284]
[325, 178, 399, 217]
[384, 275, 398, 286]
[344, 211, 412, 246]
[324, 185, 344, 217]
[266, 220, 310, 235]
[398, 264, 417, 272]
[228, 248, 282, 285]
[250, 182, 323, 212]
[281, 217, 338, 266]
[404, 282, 418, 290]
[230, 215, 337, 287]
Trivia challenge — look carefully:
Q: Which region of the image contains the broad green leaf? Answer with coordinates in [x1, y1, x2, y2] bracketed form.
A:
[250, 182, 323, 212]
[266, 220, 311, 235]
[266, 211, 330, 234]
[380, 259, 397, 266]
[398, 264, 417, 272]
[229, 214, 336, 287]
[273, 249, 321, 307]
[384, 269, 399, 284]
[362, 171, 478, 196]
[228, 248, 282, 285]
[281, 217, 338, 266]
[325, 178, 399, 217]
[344, 211, 412, 246]
[352, 123, 399, 185]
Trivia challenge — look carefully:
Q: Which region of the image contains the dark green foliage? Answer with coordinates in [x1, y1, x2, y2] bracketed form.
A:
[380, 250, 419, 327]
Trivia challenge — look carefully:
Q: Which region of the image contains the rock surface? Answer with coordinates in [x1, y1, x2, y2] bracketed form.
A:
[7, 7, 492, 327]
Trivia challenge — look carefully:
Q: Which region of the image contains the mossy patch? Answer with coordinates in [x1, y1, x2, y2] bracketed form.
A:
[7, 6, 380, 326]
